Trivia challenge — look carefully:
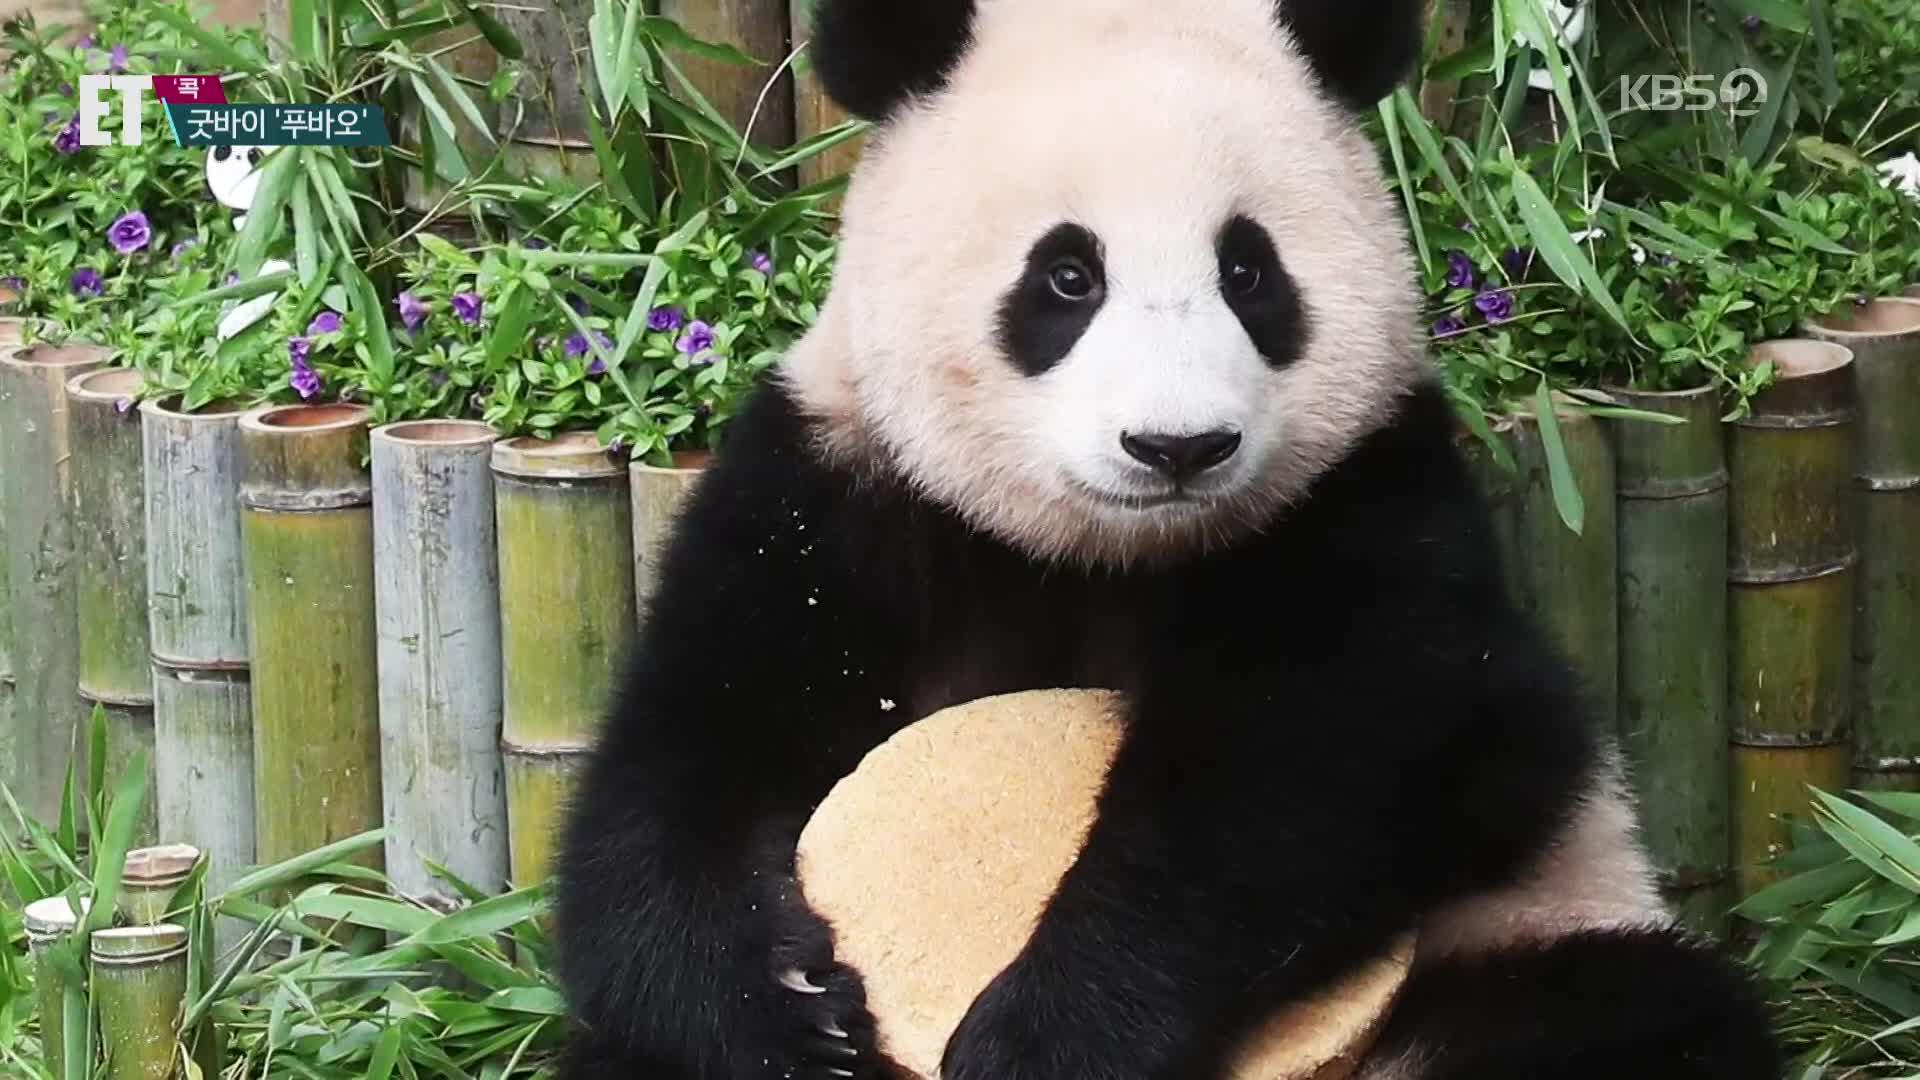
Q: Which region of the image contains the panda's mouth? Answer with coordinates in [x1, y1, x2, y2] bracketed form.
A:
[1070, 478, 1213, 512]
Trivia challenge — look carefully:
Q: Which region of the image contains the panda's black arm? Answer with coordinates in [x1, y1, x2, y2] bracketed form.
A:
[550, 389, 923, 1080]
[943, 430, 1602, 1079]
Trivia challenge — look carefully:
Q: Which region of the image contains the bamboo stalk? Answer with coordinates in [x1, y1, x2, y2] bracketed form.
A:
[99, 700, 159, 846]
[1505, 401, 1619, 724]
[120, 843, 201, 926]
[789, 0, 865, 191]
[493, 433, 634, 886]
[142, 396, 252, 668]
[1728, 341, 1857, 896]
[631, 450, 707, 624]
[24, 895, 88, 1080]
[0, 342, 113, 822]
[659, 0, 794, 150]
[68, 368, 154, 705]
[494, 0, 597, 184]
[1732, 742, 1851, 896]
[1606, 384, 1729, 891]
[1804, 301, 1920, 785]
[371, 420, 507, 902]
[151, 663, 252, 950]
[93, 923, 220, 1080]
[1727, 341, 1856, 747]
[1661, 878, 1733, 941]
[239, 404, 382, 875]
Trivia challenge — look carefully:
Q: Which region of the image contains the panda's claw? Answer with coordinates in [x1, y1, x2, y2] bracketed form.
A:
[780, 966, 828, 995]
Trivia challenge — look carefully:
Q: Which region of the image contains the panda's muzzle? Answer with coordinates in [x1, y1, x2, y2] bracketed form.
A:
[1119, 429, 1241, 483]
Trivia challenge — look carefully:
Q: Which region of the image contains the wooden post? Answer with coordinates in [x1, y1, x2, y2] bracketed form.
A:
[631, 451, 706, 624]
[1728, 339, 1856, 896]
[1606, 384, 1729, 918]
[788, 0, 865, 191]
[93, 923, 220, 1080]
[371, 420, 508, 902]
[1804, 299, 1920, 790]
[0, 343, 112, 822]
[25, 895, 88, 1080]
[1506, 401, 1619, 725]
[659, 0, 794, 150]
[68, 368, 157, 844]
[142, 396, 255, 950]
[493, 433, 634, 886]
[239, 404, 382, 878]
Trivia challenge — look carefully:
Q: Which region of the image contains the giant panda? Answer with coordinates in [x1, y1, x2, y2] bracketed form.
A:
[550, 0, 1784, 1077]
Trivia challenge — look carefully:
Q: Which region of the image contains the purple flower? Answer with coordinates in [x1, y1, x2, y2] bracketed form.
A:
[108, 44, 128, 74]
[170, 237, 198, 261]
[54, 117, 81, 154]
[1501, 247, 1531, 281]
[396, 291, 428, 331]
[1, 276, 24, 292]
[290, 359, 321, 400]
[748, 250, 773, 275]
[71, 268, 103, 296]
[223, 272, 241, 287]
[451, 292, 483, 326]
[567, 330, 616, 371]
[307, 311, 342, 336]
[1473, 289, 1515, 323]
[287, 337, 311, 364]
[647, 305, 685, 333]
[77, 34, 93, 49]
[1431, 316, 1468, 338]
[523, 238, 548, 250]
[1444, 250, 1476, 290]
[676, 320, 716, 357]
[58, 83, 73, 96]
[108, 211, 151, 255]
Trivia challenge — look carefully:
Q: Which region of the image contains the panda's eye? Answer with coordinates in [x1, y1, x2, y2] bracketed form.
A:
[212, 146, 231, 162]
[1048, 259, 1095, 302]
[245, 148, 262, 166]
[1226, 261, 1262, 297]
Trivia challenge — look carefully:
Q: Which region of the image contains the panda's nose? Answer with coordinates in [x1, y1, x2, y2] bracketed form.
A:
[1120, 429, 1242, 481]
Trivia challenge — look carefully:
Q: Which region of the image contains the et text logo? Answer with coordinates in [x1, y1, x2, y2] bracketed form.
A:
[74, 75, 389, 147]
[79, 74, 227, 146]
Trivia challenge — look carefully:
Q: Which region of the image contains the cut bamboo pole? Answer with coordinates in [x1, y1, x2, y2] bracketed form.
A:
[150, 664, 251, 951]
[494, 433, 635, 886]
[659, 0, 794, 150]
[69, 368, 154, 704]
[0, 342, 112, 822]
[371, 420, 507, 902]
[93, 923, 220, 1080]
[69, 369, 158, 844]
[789, 0, 865, 190]
[25, 895, 87, 1080]
[494, 0, 597, 183]
[1505, 400, 1619, 725]
[239, 404, 382, 876]
[120, 843, 201, 926]
[142, 396, 251, 668]
[1606, 384, 1729, 902]
[1805, 299, 1920, 788]
[631, 451, 706, 624]
[1728, 339, 1856, 896]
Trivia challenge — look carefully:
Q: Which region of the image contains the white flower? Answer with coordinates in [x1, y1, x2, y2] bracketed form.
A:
[1879, 152, 1920, 199]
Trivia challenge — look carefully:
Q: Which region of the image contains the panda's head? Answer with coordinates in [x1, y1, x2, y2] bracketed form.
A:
[782, 0, 1430, 568]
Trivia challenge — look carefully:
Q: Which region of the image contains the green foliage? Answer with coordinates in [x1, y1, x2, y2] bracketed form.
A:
[0, 710, 564, 1078]
[1737, 788, 1920, 1077]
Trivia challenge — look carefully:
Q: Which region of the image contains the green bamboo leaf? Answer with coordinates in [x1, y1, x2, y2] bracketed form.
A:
[1733, 859, 1875, 919]
[426, 56, 496, 145]
[1857, 790, 1920, 823]
[408, 72, 468, 180]
[640, 15, 762, 67]
[485, 285, 537, 370]
[301, 152, 358, 258]
[449, 0, 522, 59]
[1723, 0, 1809, 32]
[288, 0, 316, 61]
[406, 884, 548, 945]
[289, 891, 437, 935]
[292, 171, 321, 289]
[1532, 383, 1585, 535]
[80, 748, 151, 936]
[230, 146, 299, 280]
[343, 263, 395, 387]
[217, 829, 387, 901]
[1391, 88, 1469, 218]
[86, 702, 107, 830]
[1508, 167, 1634, 338]
[311, 151, 369, 242]
[1753, 203, 1855, 256]
[1375, 98, 1431, 268]
[606, 0, 646, 125]
[148, 7, 260, 70]
[174, 269, 296, 311]
[1812, 788, 1920, 892]
[1504, 0, 1583, 151]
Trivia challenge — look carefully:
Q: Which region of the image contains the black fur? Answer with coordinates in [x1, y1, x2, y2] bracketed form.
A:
[1217, 215, 1309, 368]
[1367, 927, 1785, 1079]
[995, 222, 1107, 377]
[805, 0, 976, 121]
[551, 376, 1779, 1078]
[1276, 0, 1427, 111]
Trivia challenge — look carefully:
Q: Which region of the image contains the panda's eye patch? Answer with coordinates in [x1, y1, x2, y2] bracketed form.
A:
[1048, 258, 1096, 302]
[245, 148, 262, 166]
[213, 146, 232, 162]
[1216, 214, 1309, 369]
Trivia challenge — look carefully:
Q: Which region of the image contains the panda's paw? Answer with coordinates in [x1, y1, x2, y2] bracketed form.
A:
[751, 873, 888, 1079]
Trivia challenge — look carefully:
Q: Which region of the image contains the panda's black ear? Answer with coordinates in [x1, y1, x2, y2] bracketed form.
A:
[1273, 0, 1425, 112]
[803, 0, 977, 122]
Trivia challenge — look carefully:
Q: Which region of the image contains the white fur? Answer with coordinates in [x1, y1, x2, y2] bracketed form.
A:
[782, 0, 1425, 567]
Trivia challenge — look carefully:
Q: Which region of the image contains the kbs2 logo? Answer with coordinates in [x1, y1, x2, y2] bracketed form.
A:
[1617, 69, 1768, 117]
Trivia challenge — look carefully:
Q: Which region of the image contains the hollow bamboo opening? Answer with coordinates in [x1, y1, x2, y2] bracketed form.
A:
[66, 366, 142, 402]
[247, 402, 370, 431]
[1750, 339, 1853, 379]
[492, 431, 624, 479]
[1810, 297, 1920, 338]
[5, 342, 116, 369]
[378, 419, 498, 445]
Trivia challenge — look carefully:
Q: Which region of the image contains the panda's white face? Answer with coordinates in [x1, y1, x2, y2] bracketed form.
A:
[784, 0, 1426, 566]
